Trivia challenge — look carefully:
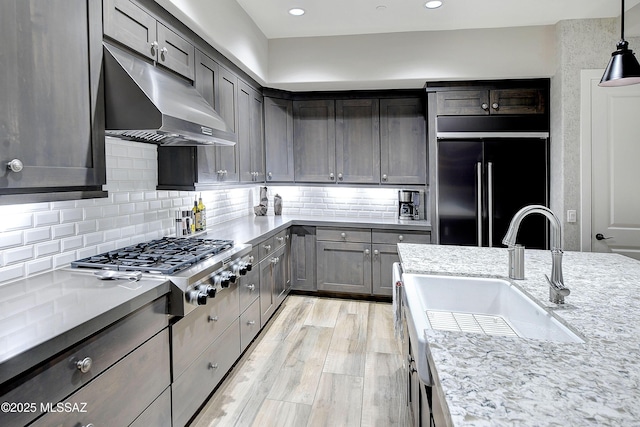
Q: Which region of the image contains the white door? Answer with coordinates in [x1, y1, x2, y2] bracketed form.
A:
[589, 75, 640, 260]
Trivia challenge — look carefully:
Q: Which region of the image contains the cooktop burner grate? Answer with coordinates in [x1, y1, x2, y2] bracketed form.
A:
[71, 237, 234, 274]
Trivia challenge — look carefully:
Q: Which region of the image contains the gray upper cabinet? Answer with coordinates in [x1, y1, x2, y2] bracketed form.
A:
[104, 0, 195, 80]
[335, 99, 380, 184]
[0, 0, 106, 202]
[436, 89, 545, 116]
[238, 81, 265, 183]
[194, 50, 220, 184]
[293, 100, 336, 183]
[379, 98, 427, 185]
[264, 97, 294, 182]
[212, 67, 240, 182]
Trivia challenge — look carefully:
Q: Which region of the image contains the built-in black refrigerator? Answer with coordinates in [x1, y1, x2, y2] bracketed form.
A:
[437, 136, 549, 249]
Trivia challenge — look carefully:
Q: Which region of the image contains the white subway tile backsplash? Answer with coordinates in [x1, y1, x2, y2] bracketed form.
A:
[0, 231, 23, 249]
[25, 228, 52, 244]
[4, 246, 35, 265]
[34, 210, 60, 227]
[26, 258, 53, 276]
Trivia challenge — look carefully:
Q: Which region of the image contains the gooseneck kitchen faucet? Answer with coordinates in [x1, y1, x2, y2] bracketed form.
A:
[502, 205, 570, 304]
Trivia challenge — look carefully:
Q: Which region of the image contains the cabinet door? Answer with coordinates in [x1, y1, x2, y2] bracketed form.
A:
[293, 100, 336, 183]
[259, 255, 275, 327]
[265, 97, 294, 182]
[103, 0, 157, 61]
[379, 98, 427, 185]
[372, 244, 399, 297]
[216, 67, 239, 182]
[291, 226, 316, 291]
[156, 22, 195, 80]
[317, 241, 372, 294]
[272, 246, 287, 308]
[250, 86, 265, 181]
[1, 0, 106, 197]
[335, 99, 380, 184]
[194, 50, 220, 183]
[489, 89, 545, 115]
[436, 90, 490, 115]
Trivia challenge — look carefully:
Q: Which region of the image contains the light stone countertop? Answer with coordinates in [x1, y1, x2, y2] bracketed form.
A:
[397, 244, 640, 427]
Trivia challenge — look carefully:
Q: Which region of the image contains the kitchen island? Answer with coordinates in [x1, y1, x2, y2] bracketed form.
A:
[398, 244, 640, 426]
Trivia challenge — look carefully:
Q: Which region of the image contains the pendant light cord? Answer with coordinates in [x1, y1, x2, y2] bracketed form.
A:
[621, 0, 625, 41]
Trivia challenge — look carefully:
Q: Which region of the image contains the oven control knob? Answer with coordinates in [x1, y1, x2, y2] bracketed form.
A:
[187, 290, 208, 305]
[227, 272, 237, 284]
[198, 284, 217, 298]
[233, 262, 248, 276]
[245, 261, 253, 272]
[217, 272, 231, 288]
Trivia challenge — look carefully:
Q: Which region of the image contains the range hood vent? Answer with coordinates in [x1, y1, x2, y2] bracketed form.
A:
[103, 42, 236, 146]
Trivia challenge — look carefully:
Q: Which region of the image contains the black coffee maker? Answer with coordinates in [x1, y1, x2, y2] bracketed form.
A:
[398, 190, 421, 220]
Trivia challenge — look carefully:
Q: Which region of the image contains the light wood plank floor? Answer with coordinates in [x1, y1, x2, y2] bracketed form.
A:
[191, 295, 410, 427]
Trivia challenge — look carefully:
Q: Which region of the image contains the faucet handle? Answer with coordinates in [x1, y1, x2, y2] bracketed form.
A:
[545, 274, 570, 304]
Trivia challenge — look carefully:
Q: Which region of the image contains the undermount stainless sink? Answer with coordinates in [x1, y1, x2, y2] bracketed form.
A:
[403, 273, 584, 343]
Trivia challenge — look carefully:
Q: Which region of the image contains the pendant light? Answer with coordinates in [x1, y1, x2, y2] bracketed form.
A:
[599, 0, 640, 86]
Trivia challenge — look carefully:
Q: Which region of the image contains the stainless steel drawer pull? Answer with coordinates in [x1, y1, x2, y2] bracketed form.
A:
[341, 233, 347, 239]
[398, 235, 404, 241]
[208, 315, 219, 322]
[6, 159, 23, 173]
[276, 236, 284, 243]
[208, 363, 219, 370]
[373, 250, 380, 256]
[364, 249, 370, 255]
[76, 357, 92, 373]
[263, 244, 271, 250]
[247, 320, 256, 326]
[247, 284, 256, 291]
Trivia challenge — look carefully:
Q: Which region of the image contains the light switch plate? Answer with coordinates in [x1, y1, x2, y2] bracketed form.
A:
[567, 210, 577, 223]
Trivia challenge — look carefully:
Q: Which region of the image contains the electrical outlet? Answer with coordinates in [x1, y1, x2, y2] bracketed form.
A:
[567, 209, 577, 223]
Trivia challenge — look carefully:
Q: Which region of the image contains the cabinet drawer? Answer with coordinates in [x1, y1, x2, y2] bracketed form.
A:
[172, 319, 241, 427]
[273, 229, 289, 248]
[317, 227, 371, 243]
[130, 386, 171, 427]
[0, 297, 168, 427]
[32, 329, 170, 427]
[372, 230, 431, 244]
[240, 298, 261, 352]
[172, 283, 239, 379]
[258, 236, 276, 261]
[239, 267, 260, 313]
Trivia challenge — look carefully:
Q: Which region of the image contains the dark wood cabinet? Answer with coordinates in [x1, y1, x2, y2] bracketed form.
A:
[264, 97, 295, 182]
[238, 81, 265, 182]
[0, 0, 106, 203]
[293, 99, 337, 183]
[379, 98, 427, 185]
[104, 0, 195, 80]
[436, 88, 545, 116]
[335, 99, 380, 184]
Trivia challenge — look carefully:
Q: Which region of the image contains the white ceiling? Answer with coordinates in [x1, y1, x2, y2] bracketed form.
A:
[235, 0, 640, 39]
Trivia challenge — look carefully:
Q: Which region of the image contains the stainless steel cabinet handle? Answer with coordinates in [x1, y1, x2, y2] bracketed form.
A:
[373, 249, 380, 256]
[276, 236, 284, 243]
[338, 173, 343, 180]
[382, 174, 388, 181]
[486, 162, 496, 247]
[247, 284, 256, 291]
[398, 235, 404, 241]
[271, 257, 278, 264]
[364, 249, 370, 255]
[208, 315, 218, 322]
[329, 172, 335, 180]
[160, 46, 168, 61]
[481, 103, 489, 111]
[150, 41, 158, 55]
[208, 363, 219, 370]
[247, 320, 256, 326]
[477, 162, 483, 247]
[268, 172, 272, 179]
[492, 102, 499, 110]
[6, 159, 23, 173]
[263, 244, 271, 250]
[340, 232, 347, 239]
[76, 357, 92, 373]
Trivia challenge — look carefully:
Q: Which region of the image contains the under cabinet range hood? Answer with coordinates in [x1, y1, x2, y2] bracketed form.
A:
[103, 42, 236, 146]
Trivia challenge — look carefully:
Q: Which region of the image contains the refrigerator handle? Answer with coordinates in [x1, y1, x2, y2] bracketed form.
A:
[476, 162, 482, 247]
[488, 162, 494, 247]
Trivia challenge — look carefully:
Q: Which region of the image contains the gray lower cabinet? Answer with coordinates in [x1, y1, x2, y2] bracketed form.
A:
[317, 228, 431, 297]
[0, 0, 106, 202]
[104, 0, 195, 80]
[2, 297, 170, 427]
[264, 97, 295, 182]
[259, 245, 286, 327]
[293, 99, 337, 183]
[290, 226, 317, 291]
[317, 227, 373, 294]
[172, 319, 241, 427]
[240, 298, 261, 351]
[379, 98, 427, 185]
[335, 99, 380, 184]
[239, 80, 265, 183]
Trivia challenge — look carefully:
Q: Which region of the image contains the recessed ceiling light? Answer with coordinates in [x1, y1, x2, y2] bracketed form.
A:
[288, 8, 305, 16]
[425, 1, 443, 9]
[376, 5, 387, 11]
